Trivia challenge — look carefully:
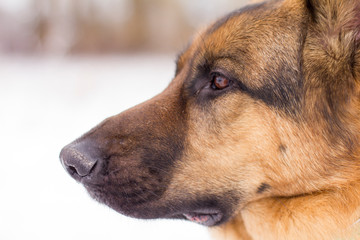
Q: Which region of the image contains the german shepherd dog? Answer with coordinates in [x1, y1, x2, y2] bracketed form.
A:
[60, 0, 360, 239]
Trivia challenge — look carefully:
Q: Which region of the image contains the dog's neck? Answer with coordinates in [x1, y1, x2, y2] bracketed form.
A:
[212, 183, 360, 240]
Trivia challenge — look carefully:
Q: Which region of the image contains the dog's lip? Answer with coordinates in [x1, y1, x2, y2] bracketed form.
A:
[180, 209, 223, 226]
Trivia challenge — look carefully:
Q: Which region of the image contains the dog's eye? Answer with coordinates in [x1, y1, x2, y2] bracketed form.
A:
[211, 74, 230, 90]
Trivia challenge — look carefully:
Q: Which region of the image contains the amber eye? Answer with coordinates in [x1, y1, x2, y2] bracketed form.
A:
[211, 74, 230, 90]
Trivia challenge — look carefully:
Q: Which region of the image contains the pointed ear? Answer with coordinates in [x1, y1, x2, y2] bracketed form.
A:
[294, 0, 360, 113]
[307, 0, 360, 37]
[303, 0, 360, 78]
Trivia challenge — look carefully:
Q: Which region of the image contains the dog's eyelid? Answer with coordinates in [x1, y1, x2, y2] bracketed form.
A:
[209, 66, 237, 81]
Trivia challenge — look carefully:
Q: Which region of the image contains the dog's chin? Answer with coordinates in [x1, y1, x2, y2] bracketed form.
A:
[84, 183, 232, 227]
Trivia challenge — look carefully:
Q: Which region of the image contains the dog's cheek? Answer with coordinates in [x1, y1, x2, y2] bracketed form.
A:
[166, 98, 281, 204]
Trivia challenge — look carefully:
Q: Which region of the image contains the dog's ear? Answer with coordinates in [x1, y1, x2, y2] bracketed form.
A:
[284, 0, 360, 113]
[302, 0, 360, 79]
[307, 0, 360, 44]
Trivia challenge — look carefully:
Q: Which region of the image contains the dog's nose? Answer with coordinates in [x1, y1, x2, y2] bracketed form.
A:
[60, 143, 98, 179]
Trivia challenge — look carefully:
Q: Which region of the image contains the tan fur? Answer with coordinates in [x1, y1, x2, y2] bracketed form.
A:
[241, 184, 360, 240]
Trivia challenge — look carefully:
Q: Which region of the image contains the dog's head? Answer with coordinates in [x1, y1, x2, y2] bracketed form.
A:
[60, 0, 360, 227]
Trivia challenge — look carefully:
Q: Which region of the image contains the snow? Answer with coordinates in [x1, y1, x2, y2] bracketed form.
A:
[0, 55, 211, 240]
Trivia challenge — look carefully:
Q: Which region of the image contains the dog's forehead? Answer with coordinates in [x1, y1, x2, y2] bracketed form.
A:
[204, 2, 270, 41]
[176, 0, 295, 75]
[202, 1, 297, 61]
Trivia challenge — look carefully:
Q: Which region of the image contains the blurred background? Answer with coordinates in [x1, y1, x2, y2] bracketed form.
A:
[0, 0, 249, 240]
[0, 0, 249, 55]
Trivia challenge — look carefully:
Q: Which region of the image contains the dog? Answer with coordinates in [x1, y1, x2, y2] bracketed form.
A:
[60, 0, 360, 239]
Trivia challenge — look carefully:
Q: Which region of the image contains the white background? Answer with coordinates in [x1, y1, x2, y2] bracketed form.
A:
[0, 55, 212, 240]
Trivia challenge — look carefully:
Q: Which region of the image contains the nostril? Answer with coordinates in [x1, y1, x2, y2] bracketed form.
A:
[60, 145, 98, 179]
[67, 165, 76, 174]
